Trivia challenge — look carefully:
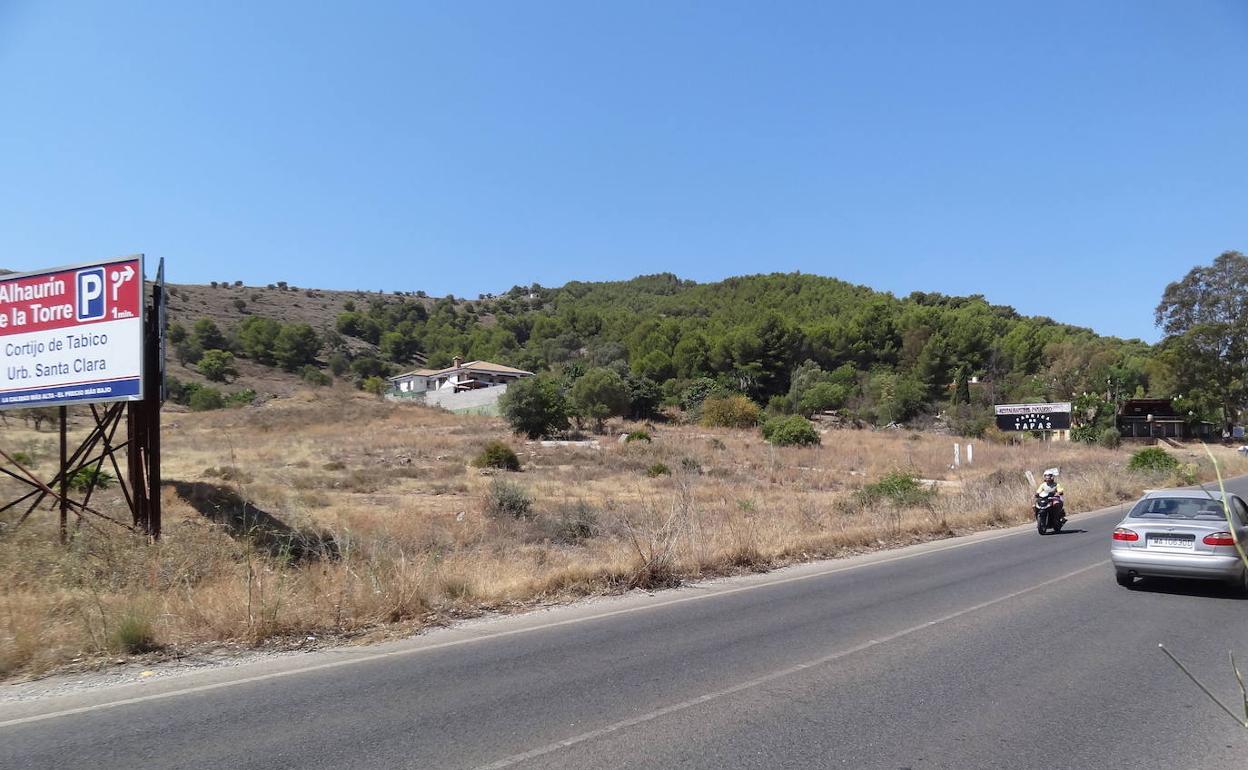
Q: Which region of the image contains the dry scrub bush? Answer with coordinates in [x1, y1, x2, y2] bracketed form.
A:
[485, 479, 533, 519]
[536, 500, 600, 544]
[700, 395, 761, 428]
[473, 441, 521, 471]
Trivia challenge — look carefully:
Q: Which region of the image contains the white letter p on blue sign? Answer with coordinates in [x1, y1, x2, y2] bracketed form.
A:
[77, 268, 105, 320]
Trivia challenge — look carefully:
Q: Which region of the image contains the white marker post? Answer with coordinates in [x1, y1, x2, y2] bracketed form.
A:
[953, 443, 961, 468]
[966, 444, 973, 464]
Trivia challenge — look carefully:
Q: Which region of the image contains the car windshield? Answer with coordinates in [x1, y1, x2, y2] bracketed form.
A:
[1128, 497, 1228, 520]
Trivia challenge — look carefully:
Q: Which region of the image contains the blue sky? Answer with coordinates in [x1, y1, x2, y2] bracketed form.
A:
[1, 1, 1245, 342]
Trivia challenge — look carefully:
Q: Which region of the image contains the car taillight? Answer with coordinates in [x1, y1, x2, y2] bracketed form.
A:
[1112, 528, 1139, 542]
[1203, 532, 1237, 546]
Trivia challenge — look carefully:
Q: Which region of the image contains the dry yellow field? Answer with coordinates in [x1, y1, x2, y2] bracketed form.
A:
[1, 390, 1242, 679]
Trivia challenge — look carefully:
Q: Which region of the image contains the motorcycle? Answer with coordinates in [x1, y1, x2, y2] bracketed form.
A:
[1034, 493, 1065, 535]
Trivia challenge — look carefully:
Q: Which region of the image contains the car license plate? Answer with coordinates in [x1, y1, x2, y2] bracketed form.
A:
[1148, 536, 1194, 549]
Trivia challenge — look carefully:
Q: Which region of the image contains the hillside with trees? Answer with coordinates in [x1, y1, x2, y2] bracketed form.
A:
[158, 267, 1193, 436]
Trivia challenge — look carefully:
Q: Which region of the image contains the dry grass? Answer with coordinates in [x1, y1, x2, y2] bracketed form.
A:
[2, 392, 1243, 680]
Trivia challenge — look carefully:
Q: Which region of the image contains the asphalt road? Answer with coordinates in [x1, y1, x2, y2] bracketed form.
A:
[5, 480, 1248, 769]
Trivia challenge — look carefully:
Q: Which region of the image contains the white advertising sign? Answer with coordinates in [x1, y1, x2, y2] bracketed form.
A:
[0, 255, 145, 409]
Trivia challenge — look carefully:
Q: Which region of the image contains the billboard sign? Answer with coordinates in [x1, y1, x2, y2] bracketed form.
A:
[994, 402, 1072, 432]
[0, 255, 144, 409]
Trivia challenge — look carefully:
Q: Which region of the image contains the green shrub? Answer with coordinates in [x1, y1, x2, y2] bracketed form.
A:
[947, 405, 992, 439]
[68, 467, 114, 493]
[569, 367, 629, 430]
[983, 426, 1020, 445]
[625, 430, 652, 443]
[800, 382, 852, 415]
[301, 365, 332, 386]
[679, 457, 702, 474]
[328, 354, 350, 377]
[196, 349, 237, 383]
[859, 471, 933, 507]
[766, 394, 791, 416]
[190, 318, 228, 351]
[188, 387, 225, 411]
[111, 611, 157, 654]
[350, 356, 390, 380]
[473, 441, 521, 471]
[360, 376, 388, 395]
[761, 415, 821, 446]
[1127, 447, 1180, 473]
[175, 339, 204, 366]
[1172, 462, 1198, 486]
[788, 361, 857, 416]
[868, 371, 928, 425]
[678, 377, 723, 413]
[226, 388, 257, 407]
[1097, 428, 1122, 449]
[1070, 424, 1098, 444]
[273, 323, 321, 371]
[10, 451, 34, 465]
[485, 478, 532, 519]
[166, 375, 191, 405]
[646, 462, 671, 478]
[500, 375, 569, 439]
[624, 374, 662, 420]
[700, 394, 761, 429]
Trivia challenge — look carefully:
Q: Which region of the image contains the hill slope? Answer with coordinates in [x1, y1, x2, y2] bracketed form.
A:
[161, 272, 1157, 421]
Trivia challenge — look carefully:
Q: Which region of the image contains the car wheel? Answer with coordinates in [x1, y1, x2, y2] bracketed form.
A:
[1228, 567, 1248, 597]
[1115, 570, 1134, 588]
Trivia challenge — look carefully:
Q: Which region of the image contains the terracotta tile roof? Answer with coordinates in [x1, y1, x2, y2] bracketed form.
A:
[459, 360, 533, 376]
[388, 360, 532, 380]
[388, 368, 438, 380]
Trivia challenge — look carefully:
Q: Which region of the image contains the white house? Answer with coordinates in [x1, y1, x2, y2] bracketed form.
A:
[388, 357, 533, 395]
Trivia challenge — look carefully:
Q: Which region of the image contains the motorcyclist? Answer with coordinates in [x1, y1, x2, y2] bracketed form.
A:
[1035, 469, 1066, 524]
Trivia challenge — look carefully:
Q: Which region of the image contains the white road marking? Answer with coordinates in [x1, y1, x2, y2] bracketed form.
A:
[473, 560, 1110, 769]
[0, 510, 1120, 730]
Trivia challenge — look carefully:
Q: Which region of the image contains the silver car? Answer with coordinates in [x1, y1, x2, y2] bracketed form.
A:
[1110, 489, 1248, 592]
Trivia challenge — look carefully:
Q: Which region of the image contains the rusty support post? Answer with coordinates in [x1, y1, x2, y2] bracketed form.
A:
[145, 278, 162, 538]
[147, 390, 161, 539]
[59, 405, 68, 543]
[124, 276, 164, 538]
[127, 403, 145, 531]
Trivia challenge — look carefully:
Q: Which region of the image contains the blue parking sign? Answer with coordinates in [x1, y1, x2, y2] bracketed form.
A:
[76, 267, 105, 320]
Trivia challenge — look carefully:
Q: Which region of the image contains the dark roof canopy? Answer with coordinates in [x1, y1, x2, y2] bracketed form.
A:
[1118, 399, 1178, 418]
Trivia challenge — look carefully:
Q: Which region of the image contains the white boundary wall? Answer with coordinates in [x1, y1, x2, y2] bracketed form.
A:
[389, 383, 510, 414]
